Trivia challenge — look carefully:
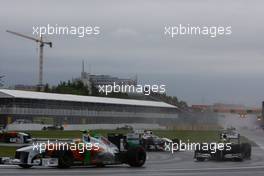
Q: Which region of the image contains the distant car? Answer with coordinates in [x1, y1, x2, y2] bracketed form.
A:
[107, 132, 175, 152]
[116, 125, 133, 131]
[142, 133, 165, 151]
[127, 130, 177, 152]
[12, 119, 32, 124]
[42, 125, 64, 131]
[0, 131, 31, 143]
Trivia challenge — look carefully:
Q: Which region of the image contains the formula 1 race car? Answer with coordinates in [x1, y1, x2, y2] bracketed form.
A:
[2, 130, 146, 169]
[42, 125, 64, 131]
[114, 130, 177, 152]
[140, 130, 176, 151]
[194, 128, 251, 162]
[0, 131, 32, 144]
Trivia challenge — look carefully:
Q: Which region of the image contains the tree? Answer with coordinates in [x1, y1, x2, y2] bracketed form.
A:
[44, 80, 90, 96]
[43, 83, 51, 92]
[91, 82, 100, 96]
[41, 79, 188, 108]
[0, 75, 4, 87]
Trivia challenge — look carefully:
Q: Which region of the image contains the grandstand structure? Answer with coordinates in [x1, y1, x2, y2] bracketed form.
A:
[0, 89, 178, 126]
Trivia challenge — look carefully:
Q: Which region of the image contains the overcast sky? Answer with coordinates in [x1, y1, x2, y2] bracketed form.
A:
[0, 0, 264, 107]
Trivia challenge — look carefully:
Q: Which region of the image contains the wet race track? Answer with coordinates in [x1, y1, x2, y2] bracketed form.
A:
[1, 115, 264, 176]
[1, 147, 264, 176]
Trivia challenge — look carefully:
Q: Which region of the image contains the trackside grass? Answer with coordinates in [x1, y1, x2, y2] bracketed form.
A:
[0, 146, 17, 157]
[25, 130, 253, 143]
[25, 130, 220, 142]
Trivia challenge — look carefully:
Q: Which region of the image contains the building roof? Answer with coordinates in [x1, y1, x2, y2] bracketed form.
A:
[0, 89, 177, 109]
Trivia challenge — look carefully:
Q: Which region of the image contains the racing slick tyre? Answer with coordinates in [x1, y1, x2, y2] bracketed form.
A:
[95, 163, 105, 168]
[127, 146, 146, 167]
[16, 150, 33, 168]
[212, 150, 224, 161]
[172, 138, 180, 151]
[196, 157, 206, 162]
[241, 143, 251, 159]
[194, 150, 206, 162]
[55, 150, 73, 169]
[230, 144, 244, 162]
[19, 164, 33, 169]
[4, 137, 9, 143]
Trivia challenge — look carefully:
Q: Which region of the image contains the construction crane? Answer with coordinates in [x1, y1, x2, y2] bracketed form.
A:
[6, 30, 52, 89]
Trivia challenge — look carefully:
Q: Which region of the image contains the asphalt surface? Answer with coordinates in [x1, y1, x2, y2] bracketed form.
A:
[1, 146, 264, 176]
[1, 114, 264, 176]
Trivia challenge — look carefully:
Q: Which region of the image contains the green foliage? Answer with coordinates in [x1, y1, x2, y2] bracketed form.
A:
[0, 75, 4, 87]
[42, 80, 187, 108]
[0, 146, 16, 157]
[43, 80, 129, 98]
[44, 80, 90, 96]
[25, 130, 219, 142]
